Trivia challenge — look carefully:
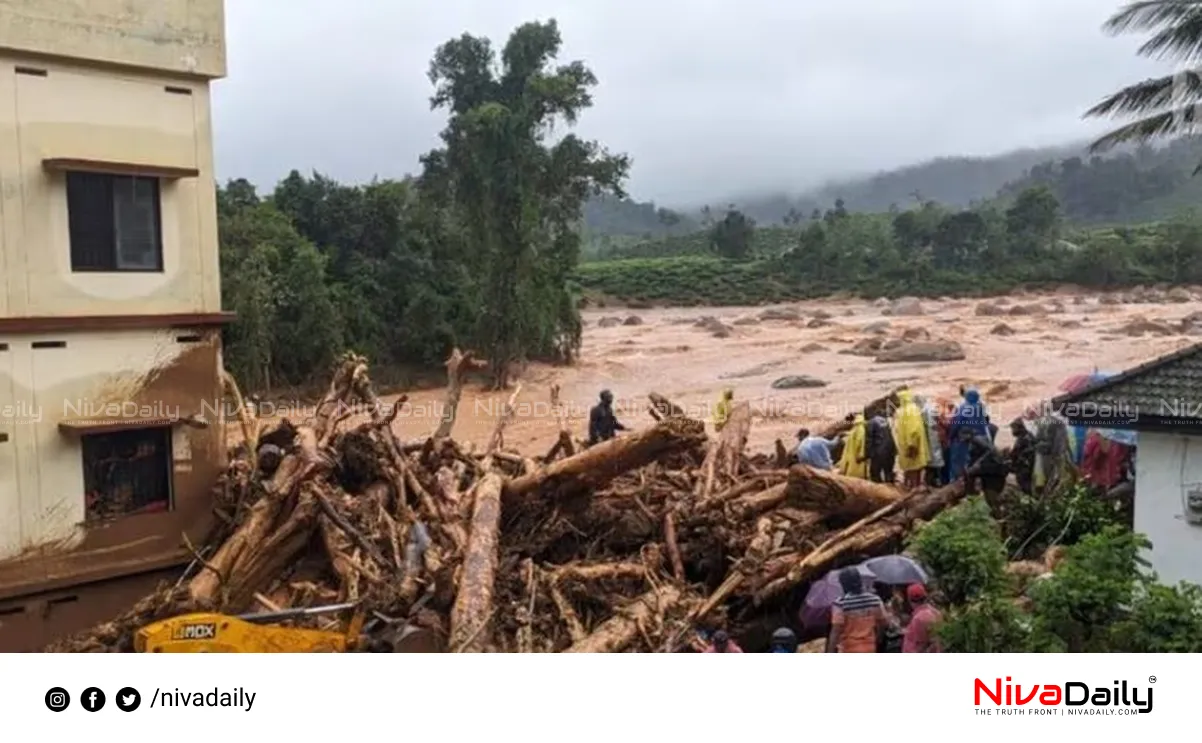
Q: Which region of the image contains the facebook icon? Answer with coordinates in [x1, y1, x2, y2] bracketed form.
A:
[80, 687, 106, 712]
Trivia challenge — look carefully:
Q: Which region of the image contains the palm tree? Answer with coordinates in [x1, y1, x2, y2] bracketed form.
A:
[1086, 1, 1202, 157]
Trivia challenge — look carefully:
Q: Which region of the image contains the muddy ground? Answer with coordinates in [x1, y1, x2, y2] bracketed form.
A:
[243, 288, 1201, 453]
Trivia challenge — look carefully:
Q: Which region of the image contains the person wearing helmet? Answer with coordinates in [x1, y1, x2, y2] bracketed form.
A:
[588, 389, 626, 446]
[769, 627, 798, 653]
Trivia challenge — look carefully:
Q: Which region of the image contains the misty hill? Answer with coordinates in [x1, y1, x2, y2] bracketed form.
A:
[998, 136, 1202, 224]
[582, 142, 1086, 236]
[582, 193, 700, 239]
[759, 143, 1087, 221]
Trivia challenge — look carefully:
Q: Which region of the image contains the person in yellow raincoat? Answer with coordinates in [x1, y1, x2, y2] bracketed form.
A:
[893, 389, 931, 488]
[713, 389, 733, 432]
[838, 413, 870, 478]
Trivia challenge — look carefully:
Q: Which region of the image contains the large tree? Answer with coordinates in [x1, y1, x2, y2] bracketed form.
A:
[1086, 1, 1202, 156]
[419, 20, 630, 386]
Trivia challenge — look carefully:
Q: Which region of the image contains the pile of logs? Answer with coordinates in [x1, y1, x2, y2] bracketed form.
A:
[49, 352, 966, 653]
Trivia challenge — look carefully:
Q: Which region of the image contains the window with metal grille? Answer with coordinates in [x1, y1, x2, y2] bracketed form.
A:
[66, 172, 164, 272]
[81, 426, 173, 521]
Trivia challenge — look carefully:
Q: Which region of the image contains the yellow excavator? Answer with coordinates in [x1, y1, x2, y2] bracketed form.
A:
[135, 601, 443, 653]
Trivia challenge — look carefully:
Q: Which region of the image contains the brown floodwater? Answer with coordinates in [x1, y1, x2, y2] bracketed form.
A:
[246, 289, 1202, 454]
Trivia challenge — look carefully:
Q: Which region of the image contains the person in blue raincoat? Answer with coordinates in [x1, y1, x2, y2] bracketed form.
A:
[948, 387, 990, 480]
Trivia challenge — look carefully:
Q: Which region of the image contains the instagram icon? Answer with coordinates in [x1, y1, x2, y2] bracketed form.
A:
[44, 687, 70, 711]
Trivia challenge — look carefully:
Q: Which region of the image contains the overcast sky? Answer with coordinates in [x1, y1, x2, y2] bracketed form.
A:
[213, 0, 1169, 205]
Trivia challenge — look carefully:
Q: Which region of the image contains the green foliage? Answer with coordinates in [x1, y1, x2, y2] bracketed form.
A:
[907, 499, 1202, 653]
[574, 185, 1202, 305]
[420, 19, 628, 385]
[907, 498, 1009, 606]
[1026, 527, 1151, 652]
[1111, 582, 1202, 653]
[1002, 482, 1126, 560]
[216, 20, 626, 391]
[1086, 4, 1202, 166]
[709, 209, 756, 259]
[936, 595, 1032, 654]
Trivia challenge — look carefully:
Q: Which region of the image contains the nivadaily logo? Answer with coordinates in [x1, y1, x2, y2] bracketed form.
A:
[974, 677, 1153, 716]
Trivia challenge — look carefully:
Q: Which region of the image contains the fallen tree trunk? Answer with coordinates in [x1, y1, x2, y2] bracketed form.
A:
[785, 465, 904, 519]
[755, 480, 967, 603]
[648, 392, 686, 421]
[563, 585, 682, 653]
[449, 473, 504, 652]
[188, 356, 366, 606]
[505, 416, 706, 502]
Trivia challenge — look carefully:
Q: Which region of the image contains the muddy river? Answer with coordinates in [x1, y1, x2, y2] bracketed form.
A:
[249, 289, 1202, 454]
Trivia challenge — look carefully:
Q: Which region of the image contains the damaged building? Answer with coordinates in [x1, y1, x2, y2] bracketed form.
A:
[0, 0, 231, 649]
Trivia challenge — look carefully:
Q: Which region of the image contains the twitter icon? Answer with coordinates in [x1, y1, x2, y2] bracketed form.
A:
[115, 687, 141, 712]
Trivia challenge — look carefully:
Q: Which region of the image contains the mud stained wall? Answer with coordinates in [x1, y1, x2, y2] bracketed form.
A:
[0, 0, 226, 79]
[0, 56, 221, 317]
[0, 564, 180, 651]
[0, 327, 223, 600]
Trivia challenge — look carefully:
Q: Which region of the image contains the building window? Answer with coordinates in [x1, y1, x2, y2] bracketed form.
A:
[82, 426, 173, 522]
[66, 172, 164, 272]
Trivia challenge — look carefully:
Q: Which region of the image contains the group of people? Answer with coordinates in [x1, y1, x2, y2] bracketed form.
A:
[592, 382, 1133, 500]
[792, 385, 1135, 500]
[795, 387, 998, 489]
[698, 567, 942, 653]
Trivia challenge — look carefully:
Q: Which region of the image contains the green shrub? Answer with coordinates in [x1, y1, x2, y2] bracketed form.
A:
[907, 497, 1009, 605]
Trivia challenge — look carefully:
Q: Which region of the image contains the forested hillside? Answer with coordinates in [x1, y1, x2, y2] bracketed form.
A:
[574, 186, 1202, 306]
[999, 137, 1202, 224]
[584, 136, 1202, 237]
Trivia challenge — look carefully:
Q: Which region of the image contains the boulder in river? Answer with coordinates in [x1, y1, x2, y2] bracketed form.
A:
[693, 316, 734, 338]
[874, 339, 966, 363]
[721, 360, 788, 379]
[1008, 303, 1047, 316]
[597, 316, 623, 328]
[758, 307, 802, 321]
[770, 375, 829, 390]
[974, 302, 1006, 317]
[990, 323, 1017, 336]
[1119, 317, 1175, 337]
[1167, 287, 1193, 303]
[800, 342, 828, 353]
[807, 317, 832, 329]
[623, 315, 644, 326]
[862, 320, 891, 335]
[882, 297, 924, 316]
[840, 337, 886, 356]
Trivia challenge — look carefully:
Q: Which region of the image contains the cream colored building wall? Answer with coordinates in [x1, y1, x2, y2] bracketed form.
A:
[0, 329, 218, 561]
[0, 0, 225, 79]
[0, 56, 222, 317]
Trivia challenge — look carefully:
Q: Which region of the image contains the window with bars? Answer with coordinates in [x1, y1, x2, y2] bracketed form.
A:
[66, 172, 164, 272]
[82, 426, 173, 522]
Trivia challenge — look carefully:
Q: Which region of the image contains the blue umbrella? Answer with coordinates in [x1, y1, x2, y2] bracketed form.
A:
[859, 555, 929, 587]
[799, 564, 875, 629]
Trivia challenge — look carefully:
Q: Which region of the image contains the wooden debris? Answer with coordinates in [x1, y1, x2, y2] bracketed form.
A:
[47, 361, 966, 654]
